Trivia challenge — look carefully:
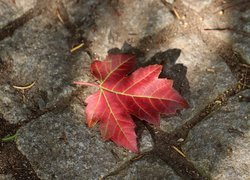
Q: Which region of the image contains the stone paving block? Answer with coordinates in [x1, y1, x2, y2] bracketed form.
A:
[202, 1, 250, 65]
[61, 0, 99, 23]
[0, 174, 15, 180]
[234, 9, 250, 65]
[182, 90, 250, 180]
[0, 14, 77, 124]
[181, 0, 212, 12]
[0, 0, 37, 28]
[16, 106, 116, 179]
[233, 39, 250, 65]
[16, 102, 156, 179]
[160, 34, 237, 132]
[1, 1, 179, 178]
[60, 0, 238, 134]
[1, 0, 249, 179]
[83, 0, 174, 57]
[15, 69, 171, 179]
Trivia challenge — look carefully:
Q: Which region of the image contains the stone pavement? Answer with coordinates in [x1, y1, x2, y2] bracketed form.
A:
[0, 0, 249, 179]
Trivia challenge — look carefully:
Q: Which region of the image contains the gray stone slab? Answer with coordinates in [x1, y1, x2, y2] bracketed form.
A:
[0, 14, 77, 124]
[160, 34, 237, 132]
[182, 90, 250, 180]
[1, 0, 247, 179]
[0, 174, 15, 180]
[181, 0, 212, 12]
[83, 0, 174, 57]
[62, 0, 99, 23]
[202, 1, 250, 65]
[233, 39, 250, 65]
[0, 0, 36, 28]
[231, 7, 250, 64]
[16, 106, 120, 180]
[16, 101, 156, 179]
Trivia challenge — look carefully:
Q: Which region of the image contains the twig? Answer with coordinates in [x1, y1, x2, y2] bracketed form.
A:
[171, 145, 186, 158]
[214, 0, 250, 14]
[56, 8, 65, 24]
[13, 81, 36, 90]
[70, 43, 84, 53]
[161, 0, 181, 19]
[204, 27, 250, 37]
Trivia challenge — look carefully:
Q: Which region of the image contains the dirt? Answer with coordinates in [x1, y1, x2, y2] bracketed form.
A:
[0, 119, 39, 180]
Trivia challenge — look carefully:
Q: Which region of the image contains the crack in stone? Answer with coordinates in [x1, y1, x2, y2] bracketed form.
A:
[102, 151, 152, 179]
[169, 82, 246, 144]
[2, 0, 249, 179]
[103, 81, 246, 179]
[151, 82, 246, 179]
[0, 0, 50, 41]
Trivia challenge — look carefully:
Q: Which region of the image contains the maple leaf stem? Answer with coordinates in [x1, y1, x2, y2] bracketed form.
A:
[74, 81, 99, 88]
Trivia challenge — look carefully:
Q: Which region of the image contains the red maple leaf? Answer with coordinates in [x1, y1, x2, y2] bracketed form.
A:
[75, 54, 188, 152]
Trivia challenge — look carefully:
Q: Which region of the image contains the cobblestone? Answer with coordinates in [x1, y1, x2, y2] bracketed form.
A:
[182, 90, 250, 180]
[0, 0, 249, 179]
[0, 0, 36, 28]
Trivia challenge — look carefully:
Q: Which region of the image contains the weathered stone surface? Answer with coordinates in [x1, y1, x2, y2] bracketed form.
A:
[108, 156, 181, 180]
[182, 0, 212, 12]
[0, 174, 14, 180]
[139, 129, 154, 152]
[0, 14, 76, 124]
[182, 90, 250, 180]
[1, 0, 249, 179]
[16, 106, 120, 179]
[241, 9, 250, 20]
[16, 101, 157, 179]
[1, 1, 177, 177]
[202, 13, 232, 44]
[61, 0, 99, 24]
[0, 0, 36, 28]
[202, 2, 250, 65]
[164, 0, 174, 4]
[233, 40, 250, 65]
[83, 0, 174, 57]
[160, 34, 237, 132]
[232, 8, 250, 65]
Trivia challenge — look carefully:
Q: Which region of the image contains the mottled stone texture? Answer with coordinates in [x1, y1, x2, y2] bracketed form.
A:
[17, 108, 119, 179]
[183, 90, 250, 180]
[0, 0, 249, 179]
[0, 0, 37, 28]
